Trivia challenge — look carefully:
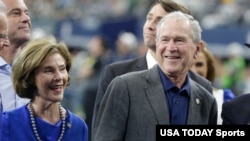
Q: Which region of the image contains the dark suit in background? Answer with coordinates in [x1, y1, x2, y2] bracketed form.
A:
[221, 94, 250, 125]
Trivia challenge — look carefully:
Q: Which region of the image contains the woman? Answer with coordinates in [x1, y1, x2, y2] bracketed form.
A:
[1, 36, 88, 141]
[191, 42, 235, 125]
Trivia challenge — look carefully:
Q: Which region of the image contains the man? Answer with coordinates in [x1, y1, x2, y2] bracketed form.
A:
[92, 0, 212, 136]
[0, 0, 9, 138]
[0, 0, 31, 111]
[221, 43, 250, 125]
[93, 11, 217, 141]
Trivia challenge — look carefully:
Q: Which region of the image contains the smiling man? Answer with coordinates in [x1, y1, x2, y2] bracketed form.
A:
[0, 0, 31, 112]
[93, 11, 217, 141]
[92, 1, 213, 140]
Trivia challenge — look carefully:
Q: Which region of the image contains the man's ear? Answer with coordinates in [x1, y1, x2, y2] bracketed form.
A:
[194, 41, 204, 59]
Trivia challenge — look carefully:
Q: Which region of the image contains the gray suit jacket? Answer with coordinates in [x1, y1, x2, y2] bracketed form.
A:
[93, 65, 217, 141]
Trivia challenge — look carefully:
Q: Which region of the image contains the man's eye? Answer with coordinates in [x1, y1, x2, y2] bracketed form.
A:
[25, 11, 29, 16]
[146, 16, 152, 21]
[176, 39, 184, 42]
[10, 11, 20, 16]
[161, 38, 167, 42]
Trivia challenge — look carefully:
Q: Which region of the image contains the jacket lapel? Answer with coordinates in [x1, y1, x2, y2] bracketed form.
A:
[144, 65, 170, 124]
[187, 79, 203, 124]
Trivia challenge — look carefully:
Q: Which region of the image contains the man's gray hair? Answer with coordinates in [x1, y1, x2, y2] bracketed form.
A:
[156, 11, 202, 44]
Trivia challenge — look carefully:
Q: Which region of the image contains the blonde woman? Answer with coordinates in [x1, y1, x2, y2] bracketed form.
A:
[1, 36, 88, 141]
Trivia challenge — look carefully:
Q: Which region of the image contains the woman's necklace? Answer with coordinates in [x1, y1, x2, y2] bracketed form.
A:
[27, 103, 66, 141]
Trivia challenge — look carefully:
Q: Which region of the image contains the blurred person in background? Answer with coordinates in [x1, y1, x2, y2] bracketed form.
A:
[62, 35, 112, 141]
[79, 35, 111, 141]
[1, 36, 88, 141]
[62, 44, 88, 118]
[220, 42, 246, 96]
[221, 43, 250, 125]
[0, 0, 31, 112]
[109, 31, 139, 63]
[92, 0, 213, 138]
[191, 42, 235, 124]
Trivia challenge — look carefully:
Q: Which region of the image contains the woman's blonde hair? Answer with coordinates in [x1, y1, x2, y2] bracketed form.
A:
[201, 43, 216, 83]
[12, 36, 72, 99]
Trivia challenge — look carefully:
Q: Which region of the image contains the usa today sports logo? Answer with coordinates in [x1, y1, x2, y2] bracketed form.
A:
[156, 125, 250, 139]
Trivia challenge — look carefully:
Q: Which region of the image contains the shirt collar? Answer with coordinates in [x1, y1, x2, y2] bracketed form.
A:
[157, 66, 190, 95]
[0, 56, 8, 67]
[0, 56, 12, 74]
[146, 50, 157, 69]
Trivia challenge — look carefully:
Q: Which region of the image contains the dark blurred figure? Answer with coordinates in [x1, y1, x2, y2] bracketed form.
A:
[221, 93, 250, 125]
[62, 45, 87, 118]
[80, 35, 111, 141]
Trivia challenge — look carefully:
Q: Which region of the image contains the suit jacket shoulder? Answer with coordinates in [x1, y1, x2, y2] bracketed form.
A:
[92, 55, 147, 135]
[222, 94, 250, 124]
[98, 55, 147, 97]
[107, 55, 147, 76]
[188, 70, 213, 93]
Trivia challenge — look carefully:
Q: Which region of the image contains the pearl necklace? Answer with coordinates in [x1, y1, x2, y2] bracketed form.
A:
[27, 103, 66, 141]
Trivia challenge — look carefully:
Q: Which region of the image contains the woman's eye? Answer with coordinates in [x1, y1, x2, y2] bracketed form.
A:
[195, 62, 204, 67]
